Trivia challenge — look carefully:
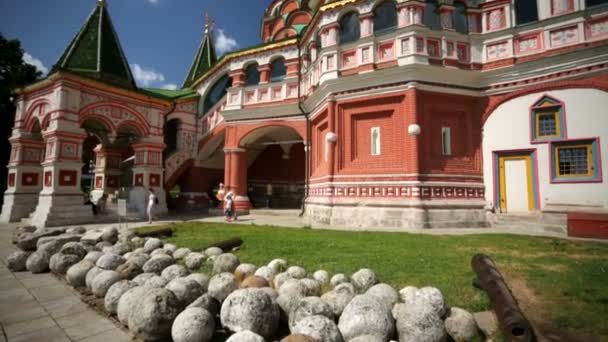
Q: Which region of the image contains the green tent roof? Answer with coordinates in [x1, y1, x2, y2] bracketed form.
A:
[51, 0, 136, 89]
[140, 87, 198, 100]
[183, 24, 217, 88]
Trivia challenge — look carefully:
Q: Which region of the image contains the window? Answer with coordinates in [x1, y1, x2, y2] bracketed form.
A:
[245, 64, 260, 86]
[340, 12, 361, 44]
[203, 74, 232, 114]
[454, 2, 468, 34]
[270, 58, 286, 82]
[514, 0, 538, 25]
[551, 139, 602, 182]
[423, 2, 442, 30]
[371, 127, 381, 156]
[441, 127, 452, 156]
[374, 1, 397, 35]
[530, 96, 565, 142]
[587, 0, 608, 7]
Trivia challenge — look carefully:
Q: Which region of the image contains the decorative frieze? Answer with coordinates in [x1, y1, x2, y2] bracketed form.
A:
[309, 185, 485, 199]
[550, 26, 579, 47]
[486, 41, 509, 60]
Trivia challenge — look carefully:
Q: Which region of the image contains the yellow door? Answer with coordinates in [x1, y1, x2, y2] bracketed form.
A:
[498, 155, 534, 212]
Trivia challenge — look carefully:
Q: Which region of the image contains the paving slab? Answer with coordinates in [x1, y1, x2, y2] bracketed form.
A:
[0, 300, 48, 325]
[79, 328, 133, 342]
[10, 326, 71, 342]
[42, 295, 90, 319]
[17, 272, 62, 289]
[29, 284, 77, 303]
[56, 311, 117, 341]
[3, 315, 56, 338]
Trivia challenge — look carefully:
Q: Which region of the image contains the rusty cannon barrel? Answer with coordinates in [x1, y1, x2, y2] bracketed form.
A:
[471, 254, 535, 342]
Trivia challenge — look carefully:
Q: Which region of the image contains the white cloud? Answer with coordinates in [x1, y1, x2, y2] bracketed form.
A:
[161, 83, 178, 90]
[215, 29, 238, 55]
[146, 0, 159, 5]
[130, 63, 165, 87]
[23, 52, 48, 75]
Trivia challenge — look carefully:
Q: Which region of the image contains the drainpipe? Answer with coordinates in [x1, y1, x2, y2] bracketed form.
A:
[297, 37, 311, 218]
[161, 99, 177, 196]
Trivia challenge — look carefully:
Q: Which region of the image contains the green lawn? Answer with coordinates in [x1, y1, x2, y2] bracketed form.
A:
[146, 222, 608, 339]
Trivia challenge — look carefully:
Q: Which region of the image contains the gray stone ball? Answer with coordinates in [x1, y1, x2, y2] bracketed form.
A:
[38, 240, 63, 256]
[59, 242, 87, 259]
[161, 264, 189, 281]
[144, 275, 169, 288]
[127, 288, 180, 341]
[150, 248, 169, 257]
[165, 277, 203, 307]
[104, 280, 138, 314]
[184, 252, 205, 271]
[351, 269, 379, 293]
[330, 273, 349, 288]
[101, 226, 118, 243]
[109, 242, 131, 255]
[289, 296, 335, 330]
[444, 307, 479, 342]
[185, 273, 210, 292]
[95, 253, 126, 270]
[115, 261, 143, 280]
[85, 266, 104, 289]
[6, 251, 31, 272]
[142, 254, 175, 274]
[300, 278, 322, 297]
[313, 270, 330, 286]
[220, 288, 280, 338]
[338, 295, 395, 341]
[66, 260, 95, 287]
[173, 247, 192, 260]
[126, 253, 150, 268]
[83, 251, 104, 263]
[26, 251, 51, 273]
[143, 237, 163, 253]
[49, 253, 80, 274]
[268, 258, 288, 273]
[226, 330, 265, 342]
[91, 270, 122, 298]
[213, 253, 240, 274]
[204, 246, 222, 257]
[132, 272, 157, 286]
[208, 272, 239, 302]
[254, 266, 275, 283]
[287, 266, 307, 279]
[273, 272, 293, 289]
[116, 286, 148, 324]
[171, 307, 215, 342]
[188, 293, 221, 317]
[366, 283, 399, 311]
[234, 263, 257, 282]
[163, 243, 177, 255]
[292, 315, 344, 342]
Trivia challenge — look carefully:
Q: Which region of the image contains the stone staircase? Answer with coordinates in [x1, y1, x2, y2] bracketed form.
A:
[486, 212, 568, 236]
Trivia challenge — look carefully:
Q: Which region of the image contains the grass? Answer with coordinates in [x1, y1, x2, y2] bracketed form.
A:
[141, 222, 608, 339]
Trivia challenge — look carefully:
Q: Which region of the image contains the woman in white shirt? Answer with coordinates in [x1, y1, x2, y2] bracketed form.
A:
[147, 188, 157, 224]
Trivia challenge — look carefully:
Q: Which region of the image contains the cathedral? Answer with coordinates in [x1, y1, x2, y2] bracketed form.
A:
[2, 0, 608, 236]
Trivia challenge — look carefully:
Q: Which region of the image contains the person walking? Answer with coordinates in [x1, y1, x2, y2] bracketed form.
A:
[224, 191, 235, 222]
[147, 188, 157, 224]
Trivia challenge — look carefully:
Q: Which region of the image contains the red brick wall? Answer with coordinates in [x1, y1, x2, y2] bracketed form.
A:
[248, 143, 305, 182]
[311, 109, 329, 178]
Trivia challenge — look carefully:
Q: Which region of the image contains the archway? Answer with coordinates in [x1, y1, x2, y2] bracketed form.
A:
[240, 125, 305, 209]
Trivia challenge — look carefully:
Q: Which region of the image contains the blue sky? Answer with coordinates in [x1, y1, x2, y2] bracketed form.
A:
[0, 0, 268, 89]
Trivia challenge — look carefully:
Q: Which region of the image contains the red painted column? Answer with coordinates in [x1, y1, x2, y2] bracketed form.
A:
[327, 96, 337, 179]
[407, 86, 421, 178]
[259, 65, 271, 84]
[228, 149, 250, 210]
[230, 69, 246, 87]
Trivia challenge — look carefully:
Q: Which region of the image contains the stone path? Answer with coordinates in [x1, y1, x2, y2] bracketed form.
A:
[0, 223, 132, 342]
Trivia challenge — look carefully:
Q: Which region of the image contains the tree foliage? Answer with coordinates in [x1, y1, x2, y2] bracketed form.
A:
[0, 33, 42, 202]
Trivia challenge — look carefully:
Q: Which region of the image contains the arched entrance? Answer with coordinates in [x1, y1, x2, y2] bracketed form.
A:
[239, 125, 306, 209]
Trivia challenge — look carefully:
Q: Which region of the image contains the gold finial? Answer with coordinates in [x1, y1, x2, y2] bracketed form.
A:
[98, 0, 107, 7]
[205, 12, 215, 34]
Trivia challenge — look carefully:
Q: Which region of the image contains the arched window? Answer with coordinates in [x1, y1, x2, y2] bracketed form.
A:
[423, 2, 441, 31]
[339, 12, 360, 44]
[164, 119, 180, 155]
[245, 64, 260, 86]
[270, 58, 286, 82]
[203, 74, 232, 114]
[514, 0, 538, 25]
[453, 2, 468, 34]
[374, 1, 397, 34]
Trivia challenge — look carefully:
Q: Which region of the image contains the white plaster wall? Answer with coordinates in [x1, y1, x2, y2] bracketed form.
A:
[483, 88, 608, 211]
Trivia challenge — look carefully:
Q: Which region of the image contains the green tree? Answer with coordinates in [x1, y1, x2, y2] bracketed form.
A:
[0, 33, 42, 205]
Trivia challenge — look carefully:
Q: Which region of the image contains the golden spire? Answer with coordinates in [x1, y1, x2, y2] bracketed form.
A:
[204, 12, 215, 34]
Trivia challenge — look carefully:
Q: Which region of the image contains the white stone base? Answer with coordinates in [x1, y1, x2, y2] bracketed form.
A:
[0, 192, 39, 223]
[31, 193, 94, 228]
[305, 198, 488, 229]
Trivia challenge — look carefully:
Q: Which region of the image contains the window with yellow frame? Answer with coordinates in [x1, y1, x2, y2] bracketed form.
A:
[551, 139, 601, 183]
[530, 96, 565, 142]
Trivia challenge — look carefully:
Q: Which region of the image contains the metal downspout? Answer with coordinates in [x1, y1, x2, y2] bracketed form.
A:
[297, 38, 311, 218]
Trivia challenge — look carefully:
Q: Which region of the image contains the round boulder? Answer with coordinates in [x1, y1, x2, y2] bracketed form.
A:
[213, 253, 240, 274]
[220, 288, 280, 338]
[38, 240, 63, 256]
[130, 237, 145, 248]
[104, 280, 138, 314]
[204, 246, 222, 257]
[66, 260, 95, 287]
[234, 263, 257, 282]
[330, 274, 349, 288]
[292, 315, 343, 342]
[226, 330, 265, 342]
[142, 254, 174, 274]
[188, 293, 221, 316]
[161, 264, 189, 281]
[184, 252, 205, 271]
[268, 258, 288, 273]
[273, 272, 293, 289]
[143, 237, 163, 253]
[444, 307, 479, 342]
[83, 251, 103, 263]
[173, 247, 192, 260]
[281, 335, 320, 342]
[117, 286, 148, 325]
[26, 251, 50, 273]
[392, 301, 446, 342]
[91, 270, 122, 298]
[300, 278, 322, 297]
[338, 295, 394, 341]
[59, 242, 87, 259]
[128, 288, 180, 341]
[241, 276, 269, 289]
[254, 266, 275, 283]
[165, 277, 203, 307]
[132, 272, 157, 286]
[313, 270, 329, 286]
[171, 307, 215, 342]
[49, 253, 80, 274]
[289, 296, 335, 330]
[351, 269, 378, 293]
[101, 226, 118, 243]
[366, 283, 399, 311]
[109, 242, 131, 255]
[126, 253, 150, 268]
[116, 261, 143, 280]
[96, 253, 125, 270]
[349, 335, 383, 342]
[144, 275, 169, 288]
[208, 272, 239, 302]
[186, 273, 210, 291]
[287, 266, 307, 279]
[6, 251, 31, 272]
[85, 266, 104, 289]
[163, 243, 177, 255]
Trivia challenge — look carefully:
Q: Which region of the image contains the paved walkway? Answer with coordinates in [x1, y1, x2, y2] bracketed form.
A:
[0, 223, 132, 342]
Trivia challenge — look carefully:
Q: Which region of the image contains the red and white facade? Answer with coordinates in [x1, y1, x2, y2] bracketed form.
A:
[3, 0, 608, 230]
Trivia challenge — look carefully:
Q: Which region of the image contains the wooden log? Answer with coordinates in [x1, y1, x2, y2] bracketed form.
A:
[205, 237, 243, 252]
[134, 227, 173, 238]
